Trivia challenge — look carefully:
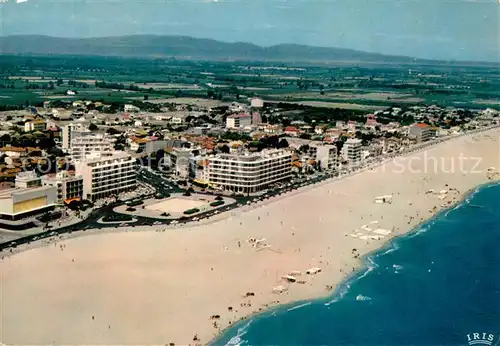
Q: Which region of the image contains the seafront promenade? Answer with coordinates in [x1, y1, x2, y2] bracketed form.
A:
[0, 124, 497, 258]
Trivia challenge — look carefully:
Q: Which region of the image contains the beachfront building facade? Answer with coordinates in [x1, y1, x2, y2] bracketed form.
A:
[313, 144, 338, 170]
[343, 138, 362, 166]
[408, 123, 437, 143]
[41, 171, 84, 203]
[165, 148, 193, 178]
[0, 172, 57, 221]
[71, 134, 114, 161]
[193, 149, 293, 193]
[75, 152, 136, 201]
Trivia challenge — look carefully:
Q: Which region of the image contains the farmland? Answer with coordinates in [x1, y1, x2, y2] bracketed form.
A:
[0, 55, 498, 111]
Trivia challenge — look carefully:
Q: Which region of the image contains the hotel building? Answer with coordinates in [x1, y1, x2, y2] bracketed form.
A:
[75, 152, 136, 201]
[41, 171, 84, 203]
[192, 150, 292, 194]
[71, 134, 114, 161]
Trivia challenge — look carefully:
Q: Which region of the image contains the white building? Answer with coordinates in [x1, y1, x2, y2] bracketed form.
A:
[71, 134, 114, 161]
[15, 171, 42, 189]
[165, 148, 192, 178]
[312, 144, 338, 170]
[343, 138, 362, 166]
[193, 150, 292, 194]
[408, 123, 436, 143]
[0, 172, 57, 221]
[75, 152, 136, 201]
[41, 171, 84, 203]
[0, 185, 57, 221]
[62, 123, 91, 150]
[226, 114, 252, 129]
[250, 97, 264, 108]
[62, 124, 73, 150]
[169, 114, 186, 125]
[124, 104, 140, 113]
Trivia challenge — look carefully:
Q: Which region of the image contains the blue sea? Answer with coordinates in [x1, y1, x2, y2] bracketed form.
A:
[211, 183, 500, 346]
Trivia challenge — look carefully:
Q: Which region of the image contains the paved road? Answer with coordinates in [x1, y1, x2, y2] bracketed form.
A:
[2, 125, 495, 252]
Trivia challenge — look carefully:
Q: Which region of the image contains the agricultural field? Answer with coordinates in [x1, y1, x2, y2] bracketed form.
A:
[0, 55, 498, 111]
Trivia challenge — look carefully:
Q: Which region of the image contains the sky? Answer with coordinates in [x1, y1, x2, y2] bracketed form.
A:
[0, 0, 498, 61]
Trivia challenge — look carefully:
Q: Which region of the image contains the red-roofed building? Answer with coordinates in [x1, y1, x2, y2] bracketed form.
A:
[409, 123, 436, 142]
[347, 120, 357, 132]
[284, 126, 299, 136]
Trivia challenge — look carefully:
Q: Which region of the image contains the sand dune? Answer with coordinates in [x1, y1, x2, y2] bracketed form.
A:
[1, 129, 499, 345]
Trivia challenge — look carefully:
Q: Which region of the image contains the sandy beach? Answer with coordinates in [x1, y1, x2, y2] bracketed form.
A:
[1, 129, 499, 345]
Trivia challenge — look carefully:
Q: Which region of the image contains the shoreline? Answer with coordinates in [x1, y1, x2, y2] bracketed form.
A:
[209, 179, 500, 345]
[1, 128, 500, 345]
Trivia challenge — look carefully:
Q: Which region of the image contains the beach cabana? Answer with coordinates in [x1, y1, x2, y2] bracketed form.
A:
[306, 267, 322, 275]
[281, 275, 297, 283]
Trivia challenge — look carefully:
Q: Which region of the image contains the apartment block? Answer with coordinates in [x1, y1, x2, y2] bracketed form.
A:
[75, 152, 136, 201]
[62, 123, 91, 150]
[226, 114, 251, 129]
[408, 123, 437, 143]
[314, 144, 338, 170]
[193, 150, 292, 194]
[165, 148, 192, 178]
[71, 134, 114, 161]
[343, 138, 362, 166]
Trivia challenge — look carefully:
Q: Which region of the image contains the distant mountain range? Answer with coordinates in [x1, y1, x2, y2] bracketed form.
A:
[0, 35, 426, 64]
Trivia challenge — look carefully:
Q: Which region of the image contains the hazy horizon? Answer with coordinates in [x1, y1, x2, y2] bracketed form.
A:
[0, 0, 498, 62]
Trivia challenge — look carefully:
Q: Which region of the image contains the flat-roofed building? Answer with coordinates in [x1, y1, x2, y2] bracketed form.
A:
[313, 144, 338, 170]
[226, 114, 251, 129]
[15, 171, 41, 189]
[165, 148, 192, 178]
[0, 184, 57, 221]
[62, 123, 91, 150]
[194, 149, 292, 194]
[41, 171, 84, 203]
[408, 123, 437, 142]
[71, 134, 114, 161]
[343, 138, 362, 166]
[24, 119, 46, 132]
[75, 152, 136, 201]
[62, 124, 73, 150]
